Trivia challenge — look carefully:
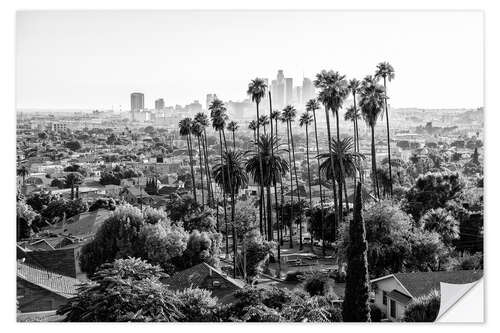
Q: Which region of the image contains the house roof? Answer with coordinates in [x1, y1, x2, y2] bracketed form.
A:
[17, 262, 81, 298]
[372, 270, 483, 298]
[49, 209, 112, 237]
[387, 289, 412, 305]
[394, 270, 483, 298]
[165, 262, 245, 291]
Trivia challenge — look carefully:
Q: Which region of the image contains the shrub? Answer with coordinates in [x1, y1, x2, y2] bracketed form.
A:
[403, 289, 441, 322]
[369, 303, 383, 322]
[303, 271, 329, 296]
[175, 287, 218, 322]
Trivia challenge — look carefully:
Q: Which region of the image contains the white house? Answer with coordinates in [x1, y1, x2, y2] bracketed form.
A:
[370, 270, 483, 321]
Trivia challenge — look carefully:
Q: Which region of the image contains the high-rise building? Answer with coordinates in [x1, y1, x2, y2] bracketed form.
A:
[271, 70, 285, 109]
[206, 93, 217, 110]
[155, 98, 165, 111]
[131, 92, 145, 112]
[302, 77, 314, 103]
[285, 78, 293, 105]
[294, 86, 302, 105]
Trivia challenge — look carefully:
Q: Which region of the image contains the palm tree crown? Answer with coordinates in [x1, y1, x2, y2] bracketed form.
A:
[178, 118, 193, 136]
[258, 115, 270, 128]
[209, 98, 228, 131]
[227, 121, 239, 133]
[194, 112, 209, 128]
[270, 110, 281, 121]
[212, 150, 248, 195]
[247, 78, 268, 104]
[305, 99, 320, 113]
[246, 134, 289, 187]
[348, 78, 361, 94]
[344, 105, 361, 123]
[299, 112, 313, 128]
[248, 120, 258, 132]
[318, 137, 365, 182]
[282, 105, 297, 123]
[359, 77, 386, 127]
[375, 62, 395, 82]
[313, 70, 350, 112]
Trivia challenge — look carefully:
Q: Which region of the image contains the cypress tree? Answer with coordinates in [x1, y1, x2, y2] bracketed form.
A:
[342, 182, 371, 322]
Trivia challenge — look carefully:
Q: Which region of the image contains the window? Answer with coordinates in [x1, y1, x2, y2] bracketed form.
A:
[390, 300, 396, 318]
[382, 291, 387, 305]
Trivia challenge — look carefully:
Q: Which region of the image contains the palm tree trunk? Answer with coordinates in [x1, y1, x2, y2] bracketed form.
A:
[187, 133, 197, 203]
[285, 120, 294, 249]
[275, 118, 285, 246]
[334, 109, 349, 224]
[312, 109, 326, 256]
[255, 102, 266, 240]
[266, 185, 273, 241]
[324, 107, 339, 242]
[383, 77, 393, 197]
[370, 126, 380, 198]
[289, 121, 302, 250]
[196, 136, 205, 207]
[232, 130, 236, 150]
[305, 123, 313, 250]
[219, 131, 229, 256]
[232, 190, 237, 278]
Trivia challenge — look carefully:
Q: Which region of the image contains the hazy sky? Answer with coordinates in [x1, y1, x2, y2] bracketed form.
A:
[16, 10, 483, 110]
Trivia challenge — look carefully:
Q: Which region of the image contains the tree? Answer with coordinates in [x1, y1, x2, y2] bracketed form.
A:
[213, 150, 248, 277]
[165, 196, 203, 223]
[258, 115, 270, 134]
[359, 75, 386, 198]
[191, 121, 206, 206]
[246, 134, 289, 241]
[175, 287, 219, 322]
[17, 201, 38, 240]
[226, 121, 239, 150]
[282, 105, 304, 248]
[194, 112, 214, 210]
[17, 165, 29, 185]
[247, 78, 268, 237]
[181, 230, 222, 270]
[403, 172, 463, 220]
[299, 112, 314, 210]
[179, 118, 197, 202]
[375, 62, 395, 196]
[58, 258, 182, 322]
[64, 140, 82, 151]
[89, 198, 117, 211]
[41, 198, 88, 222]
[342, 183, 371, 322]
[50, 178, 66, 189]
[420, 208, 459, 246]
[347, 78, 362, 153]
[403, 289, 440, 322]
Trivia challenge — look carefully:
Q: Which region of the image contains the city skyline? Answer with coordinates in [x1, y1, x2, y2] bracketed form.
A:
[17, 11, 483, 110]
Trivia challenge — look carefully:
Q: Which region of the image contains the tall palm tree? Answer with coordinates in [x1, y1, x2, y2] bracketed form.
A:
[359, 75, 386, 198]
[209, 99, 230, 255]
[213, 150, 248, 278]
[248, 120, 258, 142]
[227, 121, 239, 150]
[282, 105, 304, 249]
[247, 78, 268, 238]
[191, 121, 205, 207]
[306, 98, 326, 254]
[271, 109, 285, 245]
[179, 117, 197, 202]
[344, 105, 362, 186]
[258, 115, 270, 135]
[347, 78, 362, 153]
[375, 62, 395, 197]
[314, 71, 340, 240]
[17, 165, 29, 186]
[194, 112, 214, 210]
[280, 110, 294, 248]
[299, 112, 313, 210]
[246, 134, 289, 242]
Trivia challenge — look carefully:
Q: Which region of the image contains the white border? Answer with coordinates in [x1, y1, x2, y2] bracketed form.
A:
[2, 1, 498, 332]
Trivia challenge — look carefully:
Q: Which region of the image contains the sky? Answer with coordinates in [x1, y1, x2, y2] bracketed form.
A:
[16, 10, 483, 110]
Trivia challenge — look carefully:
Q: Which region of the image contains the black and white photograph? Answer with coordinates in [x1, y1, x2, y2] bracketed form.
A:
[11, 6, 488, 324]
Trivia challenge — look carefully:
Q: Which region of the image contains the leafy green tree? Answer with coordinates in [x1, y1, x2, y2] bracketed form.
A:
[403, 289, 440, 322]
[420, 208, 459, 246]
[41, 198, 88, 222]
[342, 183, 371, 322]
[50, 178, 66, 189]
[180, 230, 222, 269]
[17, 201, 39, 240]
[64, 140, 82, 151]
[58, 258, 182, 322]
[88, 198, 117, 211]
[175, 287, 219, 322]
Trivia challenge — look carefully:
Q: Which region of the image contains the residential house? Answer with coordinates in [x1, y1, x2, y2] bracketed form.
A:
[370, 270, 483, 321]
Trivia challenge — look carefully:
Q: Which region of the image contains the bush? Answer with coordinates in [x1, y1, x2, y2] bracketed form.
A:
[403, 289, 440, 322]
[369, 303, 383, 322]
[303, 271, 329, 296]
[447, 252, 483, 271]
[175, 287, 218, 322]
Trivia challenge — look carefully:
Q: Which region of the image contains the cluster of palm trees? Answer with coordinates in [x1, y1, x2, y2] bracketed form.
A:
[178, 62, 396, 277]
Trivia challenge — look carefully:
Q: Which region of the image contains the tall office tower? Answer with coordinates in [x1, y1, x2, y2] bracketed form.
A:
[272, 70, 286, 109]
[155, 98, 165, 111]
[131, 92, 145, 112]
[206, 93, 217, 110]
[294, 86, 303, 105]
[285, 78, 293, 105]
[302, 77, 314, 103]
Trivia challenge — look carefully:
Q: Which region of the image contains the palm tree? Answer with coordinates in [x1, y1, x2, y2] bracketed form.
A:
[299, 112, 313, 210]
[319, 138, 365, 196]
[282, 105, 304, 249]
[271, 109, 285, 245]
[306, 98, 326, 254]
[359, 75, 386, 198]
[347, 78, 362, 153]
[191, 121, 205, 207]
[227, 121, 239, 150]
[179, 117, 197, 202]
[375, 62, 395, 197]
[314, 71, 340, 240]
[209, 99, 230, 255]
[258, 115, 270, 135]
[280, 110, 294, 248]
[247, 78, 268, 238]
[344, 105, 362, 186]
[246, 134, 289, 242]
[248, 120, 258, 142]
[194, 112, 214, 210]
[213, 150, 248, 278]
[17, 165, 29, 185]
